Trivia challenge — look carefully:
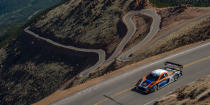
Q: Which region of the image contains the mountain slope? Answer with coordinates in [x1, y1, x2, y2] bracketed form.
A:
[0, 33, 98, 105]
[30, 0, 145, 54]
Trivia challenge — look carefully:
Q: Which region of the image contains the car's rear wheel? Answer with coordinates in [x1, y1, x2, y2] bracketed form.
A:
[180, 71, 183, 76]
[174, 74, 179, 81]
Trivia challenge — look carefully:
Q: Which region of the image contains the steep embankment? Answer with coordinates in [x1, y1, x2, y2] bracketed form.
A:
[155, 75, 210, 105]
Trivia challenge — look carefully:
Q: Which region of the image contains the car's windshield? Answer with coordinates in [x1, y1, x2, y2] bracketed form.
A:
[146, 73, 159, 81]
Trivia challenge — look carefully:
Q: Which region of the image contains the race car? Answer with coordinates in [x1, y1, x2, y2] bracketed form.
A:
[135, 62, 183, 93]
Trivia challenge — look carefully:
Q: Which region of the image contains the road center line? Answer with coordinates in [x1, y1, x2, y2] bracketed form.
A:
[183, 56, 210, 68]
[94, 56, 210, 105]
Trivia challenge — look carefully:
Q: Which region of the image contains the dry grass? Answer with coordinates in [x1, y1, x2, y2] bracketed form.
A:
[156, 75, 210, 105]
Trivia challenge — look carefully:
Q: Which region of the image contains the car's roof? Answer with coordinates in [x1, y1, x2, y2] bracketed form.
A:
[151, 69, 167, 76]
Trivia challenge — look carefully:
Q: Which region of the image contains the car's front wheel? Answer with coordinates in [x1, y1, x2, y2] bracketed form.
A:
[153, 85, 158, 92]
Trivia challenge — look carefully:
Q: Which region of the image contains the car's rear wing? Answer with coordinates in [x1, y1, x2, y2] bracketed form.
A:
[164, 62, 183, 71]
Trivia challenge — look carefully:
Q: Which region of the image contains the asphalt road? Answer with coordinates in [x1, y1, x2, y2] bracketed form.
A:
[51, 42, 210, 105]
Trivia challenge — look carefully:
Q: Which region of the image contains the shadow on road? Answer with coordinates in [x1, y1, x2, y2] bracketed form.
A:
[103, 95, 123, 105]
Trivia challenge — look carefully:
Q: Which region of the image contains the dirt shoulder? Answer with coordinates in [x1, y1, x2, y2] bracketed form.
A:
[155, 75, 210, 105]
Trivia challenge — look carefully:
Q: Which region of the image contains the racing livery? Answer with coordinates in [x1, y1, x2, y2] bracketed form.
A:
[135, 62, 183, 93]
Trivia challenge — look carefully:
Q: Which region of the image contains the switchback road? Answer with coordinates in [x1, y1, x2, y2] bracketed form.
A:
[24, 9, 159, 77]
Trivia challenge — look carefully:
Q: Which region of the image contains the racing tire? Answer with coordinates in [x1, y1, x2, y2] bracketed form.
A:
[174, 74, 179, 81]
[180, 71, 183, 76]
[153, 85, 158, 92]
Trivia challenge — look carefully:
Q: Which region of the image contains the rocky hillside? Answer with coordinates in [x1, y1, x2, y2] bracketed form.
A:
[30, 0, 146, 54]
[155, 75, 210, 105]
[0, 33, 98, 105]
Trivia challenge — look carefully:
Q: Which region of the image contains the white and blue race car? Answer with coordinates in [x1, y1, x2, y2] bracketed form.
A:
[135, 62, 183, 93]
